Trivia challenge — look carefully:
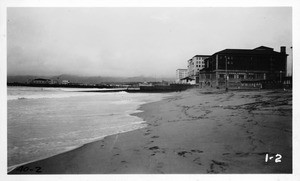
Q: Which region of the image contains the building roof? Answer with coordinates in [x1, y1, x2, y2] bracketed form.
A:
[180, 77, 195, 81]
[193, 55, 211, 58]
[253, 46, 274, 51]
[213, 46, 286, 56]
[33, 78, 51, 81]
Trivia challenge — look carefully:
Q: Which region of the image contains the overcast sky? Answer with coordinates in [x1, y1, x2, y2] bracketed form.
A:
[7, 7, 292, 78]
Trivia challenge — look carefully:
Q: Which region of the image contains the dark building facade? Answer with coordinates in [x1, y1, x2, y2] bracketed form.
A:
[199, 46, 288, 89]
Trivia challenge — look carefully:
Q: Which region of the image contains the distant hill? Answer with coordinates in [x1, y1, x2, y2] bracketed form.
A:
[7, 74, 175, 84]
[7, 75, 48, 84]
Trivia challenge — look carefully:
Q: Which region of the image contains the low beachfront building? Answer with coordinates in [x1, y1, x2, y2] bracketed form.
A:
[61, 80, 70, 85]
[176, 69, 188, 83]
[199, 46, 288, 89]
[30, 78, 53, 84]
[187, 55, 210, 84]
[180, 77, 195, 84]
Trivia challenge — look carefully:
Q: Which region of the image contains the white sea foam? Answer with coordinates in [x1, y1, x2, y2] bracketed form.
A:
[7, 86, 167, 168]
[7, 87, 129, 100]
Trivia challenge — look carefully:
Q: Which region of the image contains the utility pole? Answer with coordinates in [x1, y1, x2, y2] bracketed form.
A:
[280, 71, 282, 83]
[225, 56, 228, 91]
[291, 46, 293, 77]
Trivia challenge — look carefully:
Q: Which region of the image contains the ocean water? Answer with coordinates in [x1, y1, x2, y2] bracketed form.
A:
[7, 86, 167, 169]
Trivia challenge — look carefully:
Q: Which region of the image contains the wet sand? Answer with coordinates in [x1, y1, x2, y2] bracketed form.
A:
[9, 89, 292, 174]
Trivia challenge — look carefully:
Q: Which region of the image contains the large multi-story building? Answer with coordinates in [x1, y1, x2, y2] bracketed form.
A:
[187, 55, 211, 84]
[176, 69, 188, 83]
[199, 46, 288, 89]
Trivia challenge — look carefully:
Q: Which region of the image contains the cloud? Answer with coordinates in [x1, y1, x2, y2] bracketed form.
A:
[7, 7, 292, 77]
[151, 13, 171, 23]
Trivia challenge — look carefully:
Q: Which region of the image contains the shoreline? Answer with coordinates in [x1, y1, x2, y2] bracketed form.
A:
[7, 91, 172, 173]
[8, 88, 292, 174]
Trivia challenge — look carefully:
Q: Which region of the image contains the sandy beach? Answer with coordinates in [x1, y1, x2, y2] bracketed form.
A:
[8, 88, 292, 174]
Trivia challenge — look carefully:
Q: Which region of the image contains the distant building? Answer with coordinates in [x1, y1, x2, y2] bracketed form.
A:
[139, 82, 153, 87]
[199, 46, 288, 89]
[176, 69, 188, 83]
[61, 80, 70, 85]
[180, 76, 195, 84]
[187, 55, 211, 84]
[30, 78, 53, 84]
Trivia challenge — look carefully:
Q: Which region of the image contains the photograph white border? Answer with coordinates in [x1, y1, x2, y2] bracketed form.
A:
[1, 0, 299, 181]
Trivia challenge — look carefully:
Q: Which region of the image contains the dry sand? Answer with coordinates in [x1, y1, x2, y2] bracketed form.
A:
[9, 88, 292, 174]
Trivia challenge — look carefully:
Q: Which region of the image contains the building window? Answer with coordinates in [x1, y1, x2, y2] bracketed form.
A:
[248, 74, 254, 79]
[219, 74, 225, 78]
[238, 74, 245, 79]
[255, 74, 264, 79]
[229, 74, 235, 79]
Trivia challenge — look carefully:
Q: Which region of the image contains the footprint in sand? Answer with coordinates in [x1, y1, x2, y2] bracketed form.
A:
[157, 162, 164, 169]
[113, 146, 120, 150]
[235, 152, 250, 156]
[177, 149, 203, 157]
[222, 153, 230, 155]
[207, 160, 228, 173]
[177, 151, 191, 157]
[193, 157, 202, 165]
[246, 130, 253, 134]
[149, 146, 160, 150]
[152, 123, 161, 127]
[258, 139, 265, 145]
[191, 149, 204, 153]
[148, 146, 166, 156]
